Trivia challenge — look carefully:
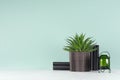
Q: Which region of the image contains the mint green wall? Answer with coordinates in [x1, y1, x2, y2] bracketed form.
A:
[0, 0, 119, 70]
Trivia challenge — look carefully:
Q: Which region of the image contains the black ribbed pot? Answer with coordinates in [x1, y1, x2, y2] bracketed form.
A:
[69, 52, 91, 72]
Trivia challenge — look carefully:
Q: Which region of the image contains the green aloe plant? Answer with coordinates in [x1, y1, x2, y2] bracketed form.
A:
[64, 33, 96, 52]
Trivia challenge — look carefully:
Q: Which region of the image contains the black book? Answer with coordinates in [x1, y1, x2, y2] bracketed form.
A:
[90, 45, 99, 70]
[53, 62, 70, 66]
[53, 66, 70, 70]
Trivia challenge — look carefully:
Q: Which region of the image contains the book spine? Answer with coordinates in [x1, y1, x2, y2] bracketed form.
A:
[53, 66, 70, 70]
[53, 62, 70, 66]
[91, 45, 99, 70]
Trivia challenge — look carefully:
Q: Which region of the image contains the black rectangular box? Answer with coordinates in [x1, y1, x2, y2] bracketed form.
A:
[53, 62, 70, 70]
[53, 62, 70, 66]
[53, 66, 70, 70]
[90, 45, 99, 70]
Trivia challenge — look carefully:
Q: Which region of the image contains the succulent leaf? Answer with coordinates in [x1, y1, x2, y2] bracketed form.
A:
[64, 33, 96, 52]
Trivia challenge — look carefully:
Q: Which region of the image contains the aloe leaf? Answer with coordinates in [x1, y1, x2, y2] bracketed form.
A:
[64, 33, 96, 52]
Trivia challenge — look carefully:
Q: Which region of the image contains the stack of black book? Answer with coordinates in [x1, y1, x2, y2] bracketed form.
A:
[53, 62, 70, 70]
[90, 45, 99, 70]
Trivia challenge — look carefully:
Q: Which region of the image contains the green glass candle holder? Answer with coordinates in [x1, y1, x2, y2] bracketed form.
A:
[98, 51, 111, 73]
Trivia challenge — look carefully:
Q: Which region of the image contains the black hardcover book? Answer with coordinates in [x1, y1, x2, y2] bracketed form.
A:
[53, 62, 70, 66]
[90, 45, 99, 70]
[53, 66, 70, 70]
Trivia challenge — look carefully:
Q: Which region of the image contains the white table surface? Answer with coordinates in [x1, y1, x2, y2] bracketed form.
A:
[0, 70, 120, 80]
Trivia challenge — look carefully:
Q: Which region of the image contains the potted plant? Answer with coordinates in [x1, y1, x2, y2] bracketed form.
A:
[64, 33, 96, 72]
